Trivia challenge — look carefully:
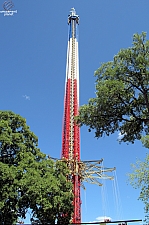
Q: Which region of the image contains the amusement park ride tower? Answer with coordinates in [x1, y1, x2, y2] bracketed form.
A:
[61, 8, 115, 224]
[61, 8, 81, 223]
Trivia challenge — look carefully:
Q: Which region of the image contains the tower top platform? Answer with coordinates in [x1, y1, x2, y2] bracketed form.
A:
[68, 8, 79, 24]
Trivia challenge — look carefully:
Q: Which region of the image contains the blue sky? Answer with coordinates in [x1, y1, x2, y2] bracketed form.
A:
[1, 0, 149, 224]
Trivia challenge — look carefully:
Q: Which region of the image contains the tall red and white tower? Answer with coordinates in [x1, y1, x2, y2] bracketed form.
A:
[61, 8, 81, 223]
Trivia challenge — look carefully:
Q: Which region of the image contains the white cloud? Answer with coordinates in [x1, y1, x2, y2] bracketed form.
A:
[96, 216, 112, 222]
[85, 216, 112, 224]
[23, 95, 30, 100]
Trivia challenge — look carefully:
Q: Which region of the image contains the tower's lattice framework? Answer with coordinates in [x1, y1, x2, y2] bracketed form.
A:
[61, 8, 115, 224]
[61, 8, 81, 223]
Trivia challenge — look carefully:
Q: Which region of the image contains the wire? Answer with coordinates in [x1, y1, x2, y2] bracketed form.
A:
[84, 189, 87, 222]
[101, 160, 109, 218]
[112, 170, 123, 220]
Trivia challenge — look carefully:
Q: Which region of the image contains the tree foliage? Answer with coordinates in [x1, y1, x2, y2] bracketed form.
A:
[0, 111, 73, 224]
[128, 151, 149, 221]
[76, 32, 149, 143]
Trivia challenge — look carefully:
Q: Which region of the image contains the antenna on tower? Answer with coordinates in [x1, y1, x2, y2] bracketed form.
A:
[70, 7, 76, 16]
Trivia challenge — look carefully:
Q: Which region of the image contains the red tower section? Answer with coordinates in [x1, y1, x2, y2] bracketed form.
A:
[61, 8, 81, 223]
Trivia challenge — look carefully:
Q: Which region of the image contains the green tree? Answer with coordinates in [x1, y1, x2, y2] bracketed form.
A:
[76, 32, 149, 143]
[129, 152, 149, 221]
[76, 32, 149, 221]
[28, 160, 73, 224]
[0, 111, 73, 224]
[129, 135, 149, 222]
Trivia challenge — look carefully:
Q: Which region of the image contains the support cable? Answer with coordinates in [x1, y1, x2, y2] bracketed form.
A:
[101, 160, 109, 218]
[112, 170, 123, 220]
[84, 189, 87, 222]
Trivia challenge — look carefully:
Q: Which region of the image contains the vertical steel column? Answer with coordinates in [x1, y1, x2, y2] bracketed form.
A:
[61, 8, 81, 223]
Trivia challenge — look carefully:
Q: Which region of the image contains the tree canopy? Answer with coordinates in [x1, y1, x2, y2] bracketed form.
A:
[76, 32, 149, 143]
[76, 32, 149, 221]
[0, 111, 73, 224]
[129, 150, 149, 221]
